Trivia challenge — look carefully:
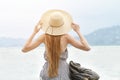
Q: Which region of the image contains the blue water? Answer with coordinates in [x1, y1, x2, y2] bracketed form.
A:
[0, 46, 120, 80]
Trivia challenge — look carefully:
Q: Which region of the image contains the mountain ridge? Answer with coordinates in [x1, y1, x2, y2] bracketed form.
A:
[0, 25, 120, 47]
[84, 25, 120, 45]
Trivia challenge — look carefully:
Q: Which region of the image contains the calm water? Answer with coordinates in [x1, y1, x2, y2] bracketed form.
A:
[0, 46, 120, 80]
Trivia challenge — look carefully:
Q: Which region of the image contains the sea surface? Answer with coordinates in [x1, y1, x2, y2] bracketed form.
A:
[0, 46, 120, 80]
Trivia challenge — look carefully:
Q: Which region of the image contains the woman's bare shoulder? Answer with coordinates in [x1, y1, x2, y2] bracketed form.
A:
[61, 34, 70, 40]
[39, 34, 46, 38]
[61, 34, 75, 44]
[62, 34, 74, 40]
[62, 34, 82, 49]
[62, 34, 71, 38]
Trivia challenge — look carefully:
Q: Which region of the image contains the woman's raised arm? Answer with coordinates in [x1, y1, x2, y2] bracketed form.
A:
[66, 23, 91, 51]
[21, 21, 44, 53]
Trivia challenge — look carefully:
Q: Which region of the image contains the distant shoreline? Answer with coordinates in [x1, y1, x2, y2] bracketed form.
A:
[1, 25, 120, 47]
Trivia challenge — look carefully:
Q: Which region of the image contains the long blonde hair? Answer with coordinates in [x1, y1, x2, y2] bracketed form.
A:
[45, 34, 62, 78]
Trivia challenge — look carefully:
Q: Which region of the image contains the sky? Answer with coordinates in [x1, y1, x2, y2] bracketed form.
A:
[0, 0, 120, 39]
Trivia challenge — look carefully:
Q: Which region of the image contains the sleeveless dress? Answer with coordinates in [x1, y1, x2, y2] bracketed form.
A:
[40, 48, 70, 80]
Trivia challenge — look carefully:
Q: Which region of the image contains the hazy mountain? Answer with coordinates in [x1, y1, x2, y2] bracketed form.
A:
[0, 37, 44, 47]
[84, 25, 120, 45]
[0, 25, 120, 47]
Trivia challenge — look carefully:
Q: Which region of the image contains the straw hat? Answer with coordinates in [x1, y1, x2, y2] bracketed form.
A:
[40, 9, 73, 35]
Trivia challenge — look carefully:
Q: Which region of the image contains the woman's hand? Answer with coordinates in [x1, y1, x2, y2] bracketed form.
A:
[71, 23, 80, 33]
[71, 23, 91, 51]
[34, 20, 43, 33]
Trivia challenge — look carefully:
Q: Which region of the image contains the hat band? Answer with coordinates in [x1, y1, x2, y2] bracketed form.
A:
[45, 22, 64, 35]
[50, 22, 64, 28]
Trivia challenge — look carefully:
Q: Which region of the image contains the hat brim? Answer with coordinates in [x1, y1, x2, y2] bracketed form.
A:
[41, 9, 73, 35]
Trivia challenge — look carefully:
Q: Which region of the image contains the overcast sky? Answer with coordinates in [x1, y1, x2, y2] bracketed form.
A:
[0, 0, 120, 39]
